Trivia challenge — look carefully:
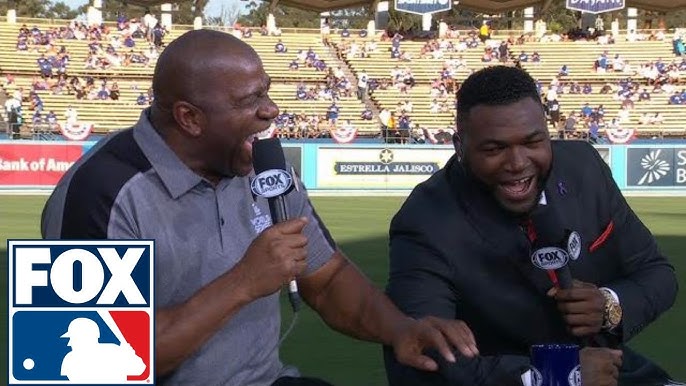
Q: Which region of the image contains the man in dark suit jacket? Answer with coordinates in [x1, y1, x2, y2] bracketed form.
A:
[385, 66, 679, 386]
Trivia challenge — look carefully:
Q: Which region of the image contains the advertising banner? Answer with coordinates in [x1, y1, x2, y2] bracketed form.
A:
[626, 147, 686, 187]
[566, 0, 625, 14]
[595, 146, 611, 165]
[394, 0, 451, 15]
[283, 145, 303, 178]
[0, 142, 84, 187]
[316, 146, 454, 189]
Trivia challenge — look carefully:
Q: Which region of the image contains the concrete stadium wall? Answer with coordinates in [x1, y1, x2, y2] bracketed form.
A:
[1, 141, 685, 196]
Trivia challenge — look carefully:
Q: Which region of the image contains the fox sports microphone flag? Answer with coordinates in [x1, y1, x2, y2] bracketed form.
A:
[8, 240, 155, 385]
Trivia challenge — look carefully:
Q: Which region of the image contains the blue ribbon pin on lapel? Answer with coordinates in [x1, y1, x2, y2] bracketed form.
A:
[557, 181, 568, 196]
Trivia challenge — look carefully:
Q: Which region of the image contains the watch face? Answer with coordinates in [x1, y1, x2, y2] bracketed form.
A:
[608, 303, 622, 326]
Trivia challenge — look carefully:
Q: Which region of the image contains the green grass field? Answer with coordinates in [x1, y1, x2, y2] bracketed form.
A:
[1, 196, 685, 385]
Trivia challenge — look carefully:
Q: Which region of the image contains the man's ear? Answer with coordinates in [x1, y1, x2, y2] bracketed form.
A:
[172, 101, 204, 137]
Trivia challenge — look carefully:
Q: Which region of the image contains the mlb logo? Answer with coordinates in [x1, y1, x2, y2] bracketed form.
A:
[8, 240, 155, 385]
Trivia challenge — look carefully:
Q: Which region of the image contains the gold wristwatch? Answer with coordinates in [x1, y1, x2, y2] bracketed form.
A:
[599, 288, 622, 330]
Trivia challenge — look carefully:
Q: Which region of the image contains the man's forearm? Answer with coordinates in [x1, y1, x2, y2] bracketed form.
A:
[155, 264, 253, 376]
[300, 251, 411, 345]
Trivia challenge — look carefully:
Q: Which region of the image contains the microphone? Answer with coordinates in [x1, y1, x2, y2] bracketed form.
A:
[528, 205, 610, 348]
[251, 137, 302, 312]
[528, 205, 579, 290]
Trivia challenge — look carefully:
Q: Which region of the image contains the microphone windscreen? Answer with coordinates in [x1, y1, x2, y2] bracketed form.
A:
[252, 137, 286, 174]
[529, 204, 565, 247]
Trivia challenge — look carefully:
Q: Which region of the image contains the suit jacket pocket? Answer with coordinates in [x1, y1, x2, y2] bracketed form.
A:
[589, 220, 614, 253]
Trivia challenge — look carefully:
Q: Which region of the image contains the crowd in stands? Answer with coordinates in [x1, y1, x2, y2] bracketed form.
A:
[16, 16, 166, 72]
[283, 45, 328, 72]
[5, 13, 686, 142]
[3, 13, 168, 137]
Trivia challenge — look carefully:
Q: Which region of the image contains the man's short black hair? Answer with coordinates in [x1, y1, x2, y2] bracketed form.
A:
[456, 66, 542, 131]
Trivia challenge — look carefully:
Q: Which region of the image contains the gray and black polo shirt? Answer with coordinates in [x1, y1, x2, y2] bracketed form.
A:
[41, 109, 337, 385]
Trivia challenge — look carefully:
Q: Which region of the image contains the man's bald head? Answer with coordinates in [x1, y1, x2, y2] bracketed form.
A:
[152, 29, 259, 111]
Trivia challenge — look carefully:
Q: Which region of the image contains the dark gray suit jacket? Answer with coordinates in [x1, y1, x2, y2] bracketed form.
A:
[385, 141, 678, 385]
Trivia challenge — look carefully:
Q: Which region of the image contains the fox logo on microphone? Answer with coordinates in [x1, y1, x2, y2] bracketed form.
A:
[531, 247, 570, 270]
[251, 169, 293, 198]
[8, 240, 155, 385]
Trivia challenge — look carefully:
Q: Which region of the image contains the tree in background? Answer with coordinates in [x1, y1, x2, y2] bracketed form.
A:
[237, 2, 320, 28]
[0, 0, 80, 20]
[205, 2, 243, 27]
[0, 0, 206, 26]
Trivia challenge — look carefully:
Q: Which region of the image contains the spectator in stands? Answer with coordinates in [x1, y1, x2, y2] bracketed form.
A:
[531, 51, 541, 63]
[16, 35, 28, 51]
[546, 98, 560, 129]
[669, 92, 682, 105]
[32, 110, 43, 126]
[391, 46, 400, 59]
[569, 82, 581, 94]
[581, 103, 592, 118]
[600, 83, 612, 94]
[326, 102, 339, 126]
[612, 54, 625, 72]
[429, 99, 440, 114]
[411, 125, 426, 144]
[313, 58, 327, 72]
[563, 111, 577, 138]
[64, 105, 77, 125]
[46, 110, 58, 128]
[361, 106, 373, 121]
[478, 21, 490, 42]
[400, 99, 413, 114]
[124, 34, 136, 48]
[97, 86, 110, 100]
[391, 31, 403, 48]
[379, 107, 392, 141]
[582, 83, 593, 94]
[402, 68, 415, 89]
[289, 59, 299, 70]
[397, 113, 411, 144]
[143, 9, 157, 42]
[481, 48, 493, 62]
[30, 93, 44, 112]
[341, 28, 350, 38]
[596, 104, 606, 119]
[595, 52, 608, 73]
[588, 119, 600, 143]
[357, 70, 368, 102]
[274, 39, 287, 54]
[673, 34, 685, 56]
[152, 23, 166, 47]
[37, 54, 53, 78]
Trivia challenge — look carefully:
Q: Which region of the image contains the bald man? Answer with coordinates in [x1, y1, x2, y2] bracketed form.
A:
[41, 30, 478, 386]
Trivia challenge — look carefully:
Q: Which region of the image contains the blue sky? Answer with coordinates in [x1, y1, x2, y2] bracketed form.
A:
[61, 0, 248, 18]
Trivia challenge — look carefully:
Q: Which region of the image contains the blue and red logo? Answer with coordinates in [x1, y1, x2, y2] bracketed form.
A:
[8, 240, 155, 385]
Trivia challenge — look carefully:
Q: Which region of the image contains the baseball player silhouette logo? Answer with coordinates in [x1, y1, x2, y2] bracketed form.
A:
[60, 317, 146, 382]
